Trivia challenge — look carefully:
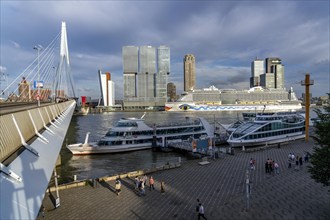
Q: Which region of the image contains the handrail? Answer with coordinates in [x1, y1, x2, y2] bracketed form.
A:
[0, 100, 75, 163]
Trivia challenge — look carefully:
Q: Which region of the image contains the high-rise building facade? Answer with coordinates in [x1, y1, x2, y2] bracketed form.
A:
[122, 45, 170, 110]
[123, 46, 138, 98]
[266, 57, 281, 73]
[156, 46, 170, 99]
[250, 59, 264, 87]
[167, 82, 177, 101]
[260, 73, 275, 89]
[138, 46, 156, 98]
[99, 70, 115, 106]
[184, 54, 196, 92]
[265, 57, 284, 89]
[274, 64, 284, 89]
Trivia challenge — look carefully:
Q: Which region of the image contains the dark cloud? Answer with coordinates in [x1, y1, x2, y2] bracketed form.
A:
[1, 1, 329, 98]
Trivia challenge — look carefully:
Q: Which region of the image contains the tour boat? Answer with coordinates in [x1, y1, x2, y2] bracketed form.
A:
[66, 116, 214, 155]
[227, 112, 305, 147]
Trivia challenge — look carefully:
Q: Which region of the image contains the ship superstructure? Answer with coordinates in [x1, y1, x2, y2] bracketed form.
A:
[165, 86, 301, 111]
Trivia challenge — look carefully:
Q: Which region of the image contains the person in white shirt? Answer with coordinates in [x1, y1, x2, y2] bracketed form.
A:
[198, 203, 207, 220]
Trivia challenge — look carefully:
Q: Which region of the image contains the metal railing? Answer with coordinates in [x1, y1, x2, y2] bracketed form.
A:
[0, 100, 75, 163]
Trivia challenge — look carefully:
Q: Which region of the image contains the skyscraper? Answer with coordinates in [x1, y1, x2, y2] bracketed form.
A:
[138, 46, 156, 98]
[184, 54, 196, 92]
[274, 64, 285, 89]
[122, 45, 170, 110]
[250, 59, 264, 87]
[265, 57, 284, 89]
[99, 70, 115, 106]
[156, 46, 170, 99]
[260, 73, 275, 89]
[167, 82, 177, 101]
[123, 46, 138, 98]
[265, 57, 281, 74]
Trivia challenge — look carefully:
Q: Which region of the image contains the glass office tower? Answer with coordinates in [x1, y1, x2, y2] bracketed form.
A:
[138, 46, 156, 98]
[250, 59, 264, 87]
[123, 46, 138, 98]
[156, 46, 170, 99]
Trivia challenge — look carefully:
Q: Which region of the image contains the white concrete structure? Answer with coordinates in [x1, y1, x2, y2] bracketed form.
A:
[98, 70, 115, 106]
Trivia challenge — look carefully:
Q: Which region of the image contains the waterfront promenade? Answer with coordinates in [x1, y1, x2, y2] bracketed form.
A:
[39, 140, 329, 220]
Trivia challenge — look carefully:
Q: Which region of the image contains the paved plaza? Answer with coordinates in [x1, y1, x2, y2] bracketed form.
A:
[39, 140, 329, 220]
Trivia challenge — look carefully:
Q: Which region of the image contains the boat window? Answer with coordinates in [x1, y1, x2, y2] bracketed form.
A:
[98, 141, 106, 145]
[116, 121, 138, 127]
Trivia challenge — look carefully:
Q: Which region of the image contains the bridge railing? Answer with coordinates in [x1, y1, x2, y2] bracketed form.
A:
[0, 100, 75, 163]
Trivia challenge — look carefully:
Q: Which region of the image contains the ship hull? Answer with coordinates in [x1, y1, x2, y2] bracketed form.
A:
[228, 133, 305, 147]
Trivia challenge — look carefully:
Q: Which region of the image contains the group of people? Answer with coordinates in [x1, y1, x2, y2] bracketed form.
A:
[132, 175, 164, 196]
[288, 152, 308, 170]
[265, 158, 279, 175]
[115, 175, 164, 196]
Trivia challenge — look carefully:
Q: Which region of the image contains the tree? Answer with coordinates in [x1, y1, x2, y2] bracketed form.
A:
[308, 94, 330, 187]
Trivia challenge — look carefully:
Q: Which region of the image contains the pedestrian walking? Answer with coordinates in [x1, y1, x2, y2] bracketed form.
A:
[160, 181, 165, 194]
[149, 176, 155, 190]
[196, 199, 200, 212]
[143, 174, 148, 186]
[134, 176, 139, 190]
[140, 178, 146, 196]
[295, 156, 300, 171]
[274, 162, 279, 174]
[115, 179, 121, 196]
[288, 159, 292, 168]
[198, 203, 207, 220]
[249, 158, 255, 170]
[304, 153, 308, 162]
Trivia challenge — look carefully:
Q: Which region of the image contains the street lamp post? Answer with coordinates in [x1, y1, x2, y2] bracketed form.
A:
[34, 45, 42, 106]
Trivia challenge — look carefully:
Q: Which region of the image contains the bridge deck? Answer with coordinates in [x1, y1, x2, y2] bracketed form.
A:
[0, 101, 76, 220]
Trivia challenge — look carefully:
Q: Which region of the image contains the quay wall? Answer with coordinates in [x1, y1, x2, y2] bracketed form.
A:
[49, 160, 182, 191]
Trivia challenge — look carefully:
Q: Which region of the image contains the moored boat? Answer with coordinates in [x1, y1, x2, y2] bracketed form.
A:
[227, 112, 305, 147]
[66, 116, 214, 155]
[165, 86, 302, 112]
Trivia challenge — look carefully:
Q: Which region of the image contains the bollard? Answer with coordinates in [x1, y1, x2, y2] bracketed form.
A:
[73, 175, 77, 181]
[92, 178, 97, 188]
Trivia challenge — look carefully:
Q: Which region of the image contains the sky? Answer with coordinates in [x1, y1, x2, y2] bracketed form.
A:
[1, 0, 329, 99]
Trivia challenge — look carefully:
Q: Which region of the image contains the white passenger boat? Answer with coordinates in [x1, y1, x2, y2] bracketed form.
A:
[227, 112, 305, 147]
[66, 116, 214, 155]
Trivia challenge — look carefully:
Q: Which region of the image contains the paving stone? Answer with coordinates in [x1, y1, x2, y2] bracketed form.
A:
[38, 140, 330, 220]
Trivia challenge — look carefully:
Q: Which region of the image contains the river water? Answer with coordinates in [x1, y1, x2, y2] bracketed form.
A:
[56, 110, 295, 184]
[56, 111, 241, 183]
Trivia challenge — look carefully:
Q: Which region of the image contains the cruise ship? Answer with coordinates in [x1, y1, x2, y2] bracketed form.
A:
[165, 86, 302, 112]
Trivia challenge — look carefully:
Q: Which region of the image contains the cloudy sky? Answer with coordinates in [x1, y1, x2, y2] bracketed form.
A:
[1, 0, 329, 99]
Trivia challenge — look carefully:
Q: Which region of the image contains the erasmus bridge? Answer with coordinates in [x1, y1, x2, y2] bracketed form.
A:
[0, 22, 77, 219]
